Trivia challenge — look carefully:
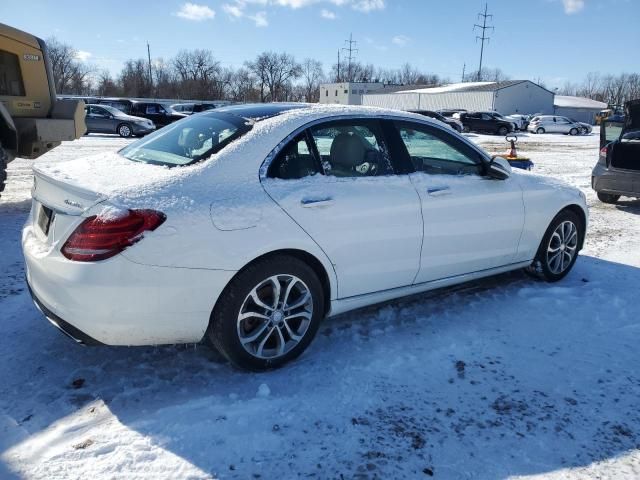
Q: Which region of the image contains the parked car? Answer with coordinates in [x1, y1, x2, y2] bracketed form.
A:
[483, 111, 519, 132]
[459, 111, 514, 135]
[528, 116, 583, 135]
[566, 118, 593, 135]
[409, 110, 463, 132]
[436, 109, 467, 119]
[24, 104, 587, 371]
[504, 114, 530, 131]
[84, 104, 155, 137]
[96, 99, 187, 127]
[172, 102, 217, 115]
[592, 99, 640, 203]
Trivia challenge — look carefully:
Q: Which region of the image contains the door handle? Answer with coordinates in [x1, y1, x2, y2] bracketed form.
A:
[427, 186, 451, 196]
[301, 197, 334, 207]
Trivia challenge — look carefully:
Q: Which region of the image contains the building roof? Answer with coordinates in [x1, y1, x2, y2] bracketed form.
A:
[394, 80, 552, 95]
[554, 95, 607, 109]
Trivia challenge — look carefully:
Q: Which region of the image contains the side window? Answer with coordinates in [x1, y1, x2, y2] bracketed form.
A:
[269, 133, 320, 180]
[481, 113, 493, 120]
[395, 122, 482, 176]
[309, 120, 393, 177]
[146, 104, 160, 114]
[0, 50, 26, 96]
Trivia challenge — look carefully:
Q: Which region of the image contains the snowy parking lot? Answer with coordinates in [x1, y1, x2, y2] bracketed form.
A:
[1, 131, 639, 479]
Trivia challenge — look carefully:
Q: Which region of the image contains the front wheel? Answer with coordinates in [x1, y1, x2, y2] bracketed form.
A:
[462, 125, 471, 133]
[117, 123, 133, 138]
[526, 210, 583, 282]
[497, 126, 509, 136]
[597, 192, 620, 204]
[208, 255, 325, 371]
[569, 128, 579, 136]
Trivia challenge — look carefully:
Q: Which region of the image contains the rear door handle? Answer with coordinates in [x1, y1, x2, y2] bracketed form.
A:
[301, 197, 334, 207]
[427, 186, 451, 197]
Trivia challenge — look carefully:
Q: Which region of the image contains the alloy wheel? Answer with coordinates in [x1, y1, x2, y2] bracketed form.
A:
[237, 274, 313, 360]
[546, 220, 578, 275]
[119, 124, 132, 137]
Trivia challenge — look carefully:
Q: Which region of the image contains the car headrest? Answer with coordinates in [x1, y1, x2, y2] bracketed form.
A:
[330, 133, 366, 169]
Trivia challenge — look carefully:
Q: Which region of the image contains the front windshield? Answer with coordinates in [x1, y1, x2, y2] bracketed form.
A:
[119, 112, 252, 167]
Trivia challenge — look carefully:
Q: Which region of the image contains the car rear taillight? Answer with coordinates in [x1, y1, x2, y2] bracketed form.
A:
[598, 145, 608, 165]
[61, 209, 166, 262]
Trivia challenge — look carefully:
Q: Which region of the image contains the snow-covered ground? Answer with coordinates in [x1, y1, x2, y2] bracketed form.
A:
[1, 131, 639, 480]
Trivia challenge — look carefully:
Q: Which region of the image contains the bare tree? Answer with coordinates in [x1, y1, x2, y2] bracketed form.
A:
[247, 52, 301, 102]
[466, 67, 510, 83]
[46, 37, 93, 94]
[300, 58, 324, 102]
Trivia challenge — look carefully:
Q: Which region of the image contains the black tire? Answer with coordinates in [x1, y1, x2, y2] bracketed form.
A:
[525, 209, 583, 282]
[536, 127, 545, 134]
[462, 125, 471, 133]
[569, 128, 579, 136]
[117, 123, 133, 138]
[497, 126, 509, 136]
[597, 192, 620, 204]
[208, 255, 325, 371]
[0, 145, 7, 195]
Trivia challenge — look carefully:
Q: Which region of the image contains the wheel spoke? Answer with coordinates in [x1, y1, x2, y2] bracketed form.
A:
[250, 289, 275, 312]
[286, 291, 311, 311]
[282, 319, 303, 342]
[285, 310, 312, 322]
[282, 278, 299, 309]
[275, 327, 286, 356]
[256, 327, 276, 357]
[240, 321, 270, 345]
[238, 311, 270, 322]
[268, 276, 282, 310]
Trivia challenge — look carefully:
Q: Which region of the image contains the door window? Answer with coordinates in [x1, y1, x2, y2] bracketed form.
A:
[0, 50, 25, 96]
[308, 121, 393, 177]
[146, 104, 162, 114]
[268, 133, 320, 180]
[395, 122, 482, 176]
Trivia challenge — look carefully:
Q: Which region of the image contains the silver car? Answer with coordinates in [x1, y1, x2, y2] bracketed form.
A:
[84, 104, 155, 138]
[592, 99, 640, 203]
[528, 115, 583, 135]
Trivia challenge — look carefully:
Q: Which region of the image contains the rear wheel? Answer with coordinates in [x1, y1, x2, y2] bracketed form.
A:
[117, 123, 133, 138]
[597, 192, 620, 204]
[569, 128, 579, 136]
[208, 255, 325, 371]
[526, 210, 583, 282]
[462, 125, 471, 133]
[536, 127, 545, 134]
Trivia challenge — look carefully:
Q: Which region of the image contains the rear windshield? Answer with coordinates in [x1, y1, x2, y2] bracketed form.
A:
[119, 112, 252, 167]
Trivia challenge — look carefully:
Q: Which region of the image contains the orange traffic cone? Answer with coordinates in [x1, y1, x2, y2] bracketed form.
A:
[507, 138, 517, 158]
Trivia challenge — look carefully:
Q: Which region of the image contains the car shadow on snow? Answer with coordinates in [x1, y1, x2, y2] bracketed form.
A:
[615, 198, 640, 215]
[1, 256, 640, 478]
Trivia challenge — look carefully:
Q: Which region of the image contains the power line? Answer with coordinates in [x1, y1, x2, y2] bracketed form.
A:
[341, 33, 358, 82]
[473, 2, 494, 81]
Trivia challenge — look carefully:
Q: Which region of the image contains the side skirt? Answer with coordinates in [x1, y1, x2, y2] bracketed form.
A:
[328, 261, 532, 317]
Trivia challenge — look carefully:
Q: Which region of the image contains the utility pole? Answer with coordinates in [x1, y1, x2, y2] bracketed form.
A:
[341, 33, 358, 82]
[461, 63, 466, 83]
[337, 49, 341, 82]
[146, 41, 153, 94]
[473, 3, 494, 82]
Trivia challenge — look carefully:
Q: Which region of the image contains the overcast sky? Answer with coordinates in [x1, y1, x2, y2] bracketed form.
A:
[1, 0, 638, 89]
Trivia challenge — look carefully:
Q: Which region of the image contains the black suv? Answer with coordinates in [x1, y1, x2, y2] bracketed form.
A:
[97, 99, 186, 127]
[459, 111, 514, 135]
[409, 110, 463, 132]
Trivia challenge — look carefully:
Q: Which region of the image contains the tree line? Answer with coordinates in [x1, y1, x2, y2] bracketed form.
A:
[47, 37, 450, 102]
[557, 72, 640, 108]
[47, 37, 639, 107]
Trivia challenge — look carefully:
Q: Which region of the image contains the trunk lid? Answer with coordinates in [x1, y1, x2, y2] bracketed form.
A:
[32, 167, 107, 216]
[624, 99, 640, 134]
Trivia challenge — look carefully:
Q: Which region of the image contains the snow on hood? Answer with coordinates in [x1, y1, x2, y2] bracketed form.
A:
[34, 105, 434, 212]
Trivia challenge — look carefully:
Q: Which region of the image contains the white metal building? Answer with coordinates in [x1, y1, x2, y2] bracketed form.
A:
[319, 82, 387, 105]
[362, 80, 555, 115]
[554, 95, 608, 125]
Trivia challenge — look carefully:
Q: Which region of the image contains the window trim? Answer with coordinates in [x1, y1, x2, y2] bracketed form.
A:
[259, 114, 491, 181]
[388, 119, 487, 177]
[266, 130, 322, 179]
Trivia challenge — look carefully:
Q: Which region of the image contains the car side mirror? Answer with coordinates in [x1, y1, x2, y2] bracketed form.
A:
[487, 156, 512, 180]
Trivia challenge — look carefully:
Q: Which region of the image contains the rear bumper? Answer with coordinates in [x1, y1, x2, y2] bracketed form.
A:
[592, 164, 640, 197]
[27, 280, 103, 345]
[23, 224, 236, 346]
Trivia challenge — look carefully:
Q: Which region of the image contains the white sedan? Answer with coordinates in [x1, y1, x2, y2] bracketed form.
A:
[23, 104, 588, 370]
